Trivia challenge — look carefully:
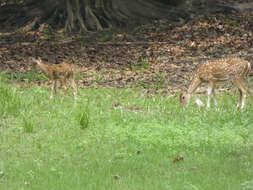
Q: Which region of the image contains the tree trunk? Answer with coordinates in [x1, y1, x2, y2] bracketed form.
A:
[62, 0, 190, 32]
[0, 0, 234, 33]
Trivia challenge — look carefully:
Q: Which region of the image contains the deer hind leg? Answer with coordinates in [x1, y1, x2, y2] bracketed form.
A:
[233, 79, 247, 109]
[50, 79, 57, 99]
[207, 81, 214, 108]
[237, 89, 242, 108]
[212, 83, 217, 106]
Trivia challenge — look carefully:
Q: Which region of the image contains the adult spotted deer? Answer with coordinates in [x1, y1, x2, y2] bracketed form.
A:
[31, 57, 78, 100]
[179, 57, 251, 109]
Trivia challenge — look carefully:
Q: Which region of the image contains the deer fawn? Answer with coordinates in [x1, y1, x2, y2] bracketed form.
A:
[180, 57, 251, 109]
[31, 57, 78, 100]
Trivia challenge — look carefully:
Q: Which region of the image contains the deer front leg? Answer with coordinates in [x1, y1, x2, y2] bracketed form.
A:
[62, 78, 69, 99]
[50, 79, 57, 99]
[206, 82, 214, 108]
[69, 77, 78, 101]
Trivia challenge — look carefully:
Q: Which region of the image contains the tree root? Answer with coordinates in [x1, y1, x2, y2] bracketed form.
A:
[1, 0, 236, 33]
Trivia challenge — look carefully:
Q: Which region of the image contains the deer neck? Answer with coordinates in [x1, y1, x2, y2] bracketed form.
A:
[37, 62, 50, 74]
[187, 76, 201, 94]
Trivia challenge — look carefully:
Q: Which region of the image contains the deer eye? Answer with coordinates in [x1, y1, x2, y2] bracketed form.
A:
[182, 96, 185, 99]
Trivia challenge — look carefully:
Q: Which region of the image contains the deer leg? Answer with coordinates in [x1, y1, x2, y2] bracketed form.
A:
[50, 79, 57, 99]
[236, 89, 242, 108]
[207, 81, 214, 108]
[62, 78, 69, 99]
[212, 84, 218, 106]
[234, 79, 247, 109]
[69, 77, 78, 101]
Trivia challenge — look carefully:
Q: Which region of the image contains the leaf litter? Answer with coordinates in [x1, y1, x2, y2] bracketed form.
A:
[0, 1, 253, 95]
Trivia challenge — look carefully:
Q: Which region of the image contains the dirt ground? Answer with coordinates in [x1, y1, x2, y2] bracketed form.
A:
[0, 0, 253, 94]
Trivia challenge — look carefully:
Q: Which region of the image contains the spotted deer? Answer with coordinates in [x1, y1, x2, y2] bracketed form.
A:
[179, 57, 251, 109]
[31, 57, 78, 100]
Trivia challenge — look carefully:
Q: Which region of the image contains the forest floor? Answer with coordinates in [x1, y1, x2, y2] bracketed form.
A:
[0, 0, 253, 94]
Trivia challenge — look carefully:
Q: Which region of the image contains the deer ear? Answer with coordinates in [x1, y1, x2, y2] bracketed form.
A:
[38, 57, 44, 63]
[29, 57, 37, 63]
[72, 56, 76, 62]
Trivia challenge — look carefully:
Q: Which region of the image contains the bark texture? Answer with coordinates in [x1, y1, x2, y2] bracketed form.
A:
[0, 0, 233, 33]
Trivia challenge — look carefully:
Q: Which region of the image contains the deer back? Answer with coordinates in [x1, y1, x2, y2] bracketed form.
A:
[197, 58, 250, 81]
[51, 62, 74, 79]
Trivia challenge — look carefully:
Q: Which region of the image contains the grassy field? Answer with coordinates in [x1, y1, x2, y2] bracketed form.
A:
[0, 73, 253, 190]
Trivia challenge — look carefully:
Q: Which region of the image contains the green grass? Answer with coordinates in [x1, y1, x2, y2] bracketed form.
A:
[0, 75, 253, 190]
[0, 71, 47, 82]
